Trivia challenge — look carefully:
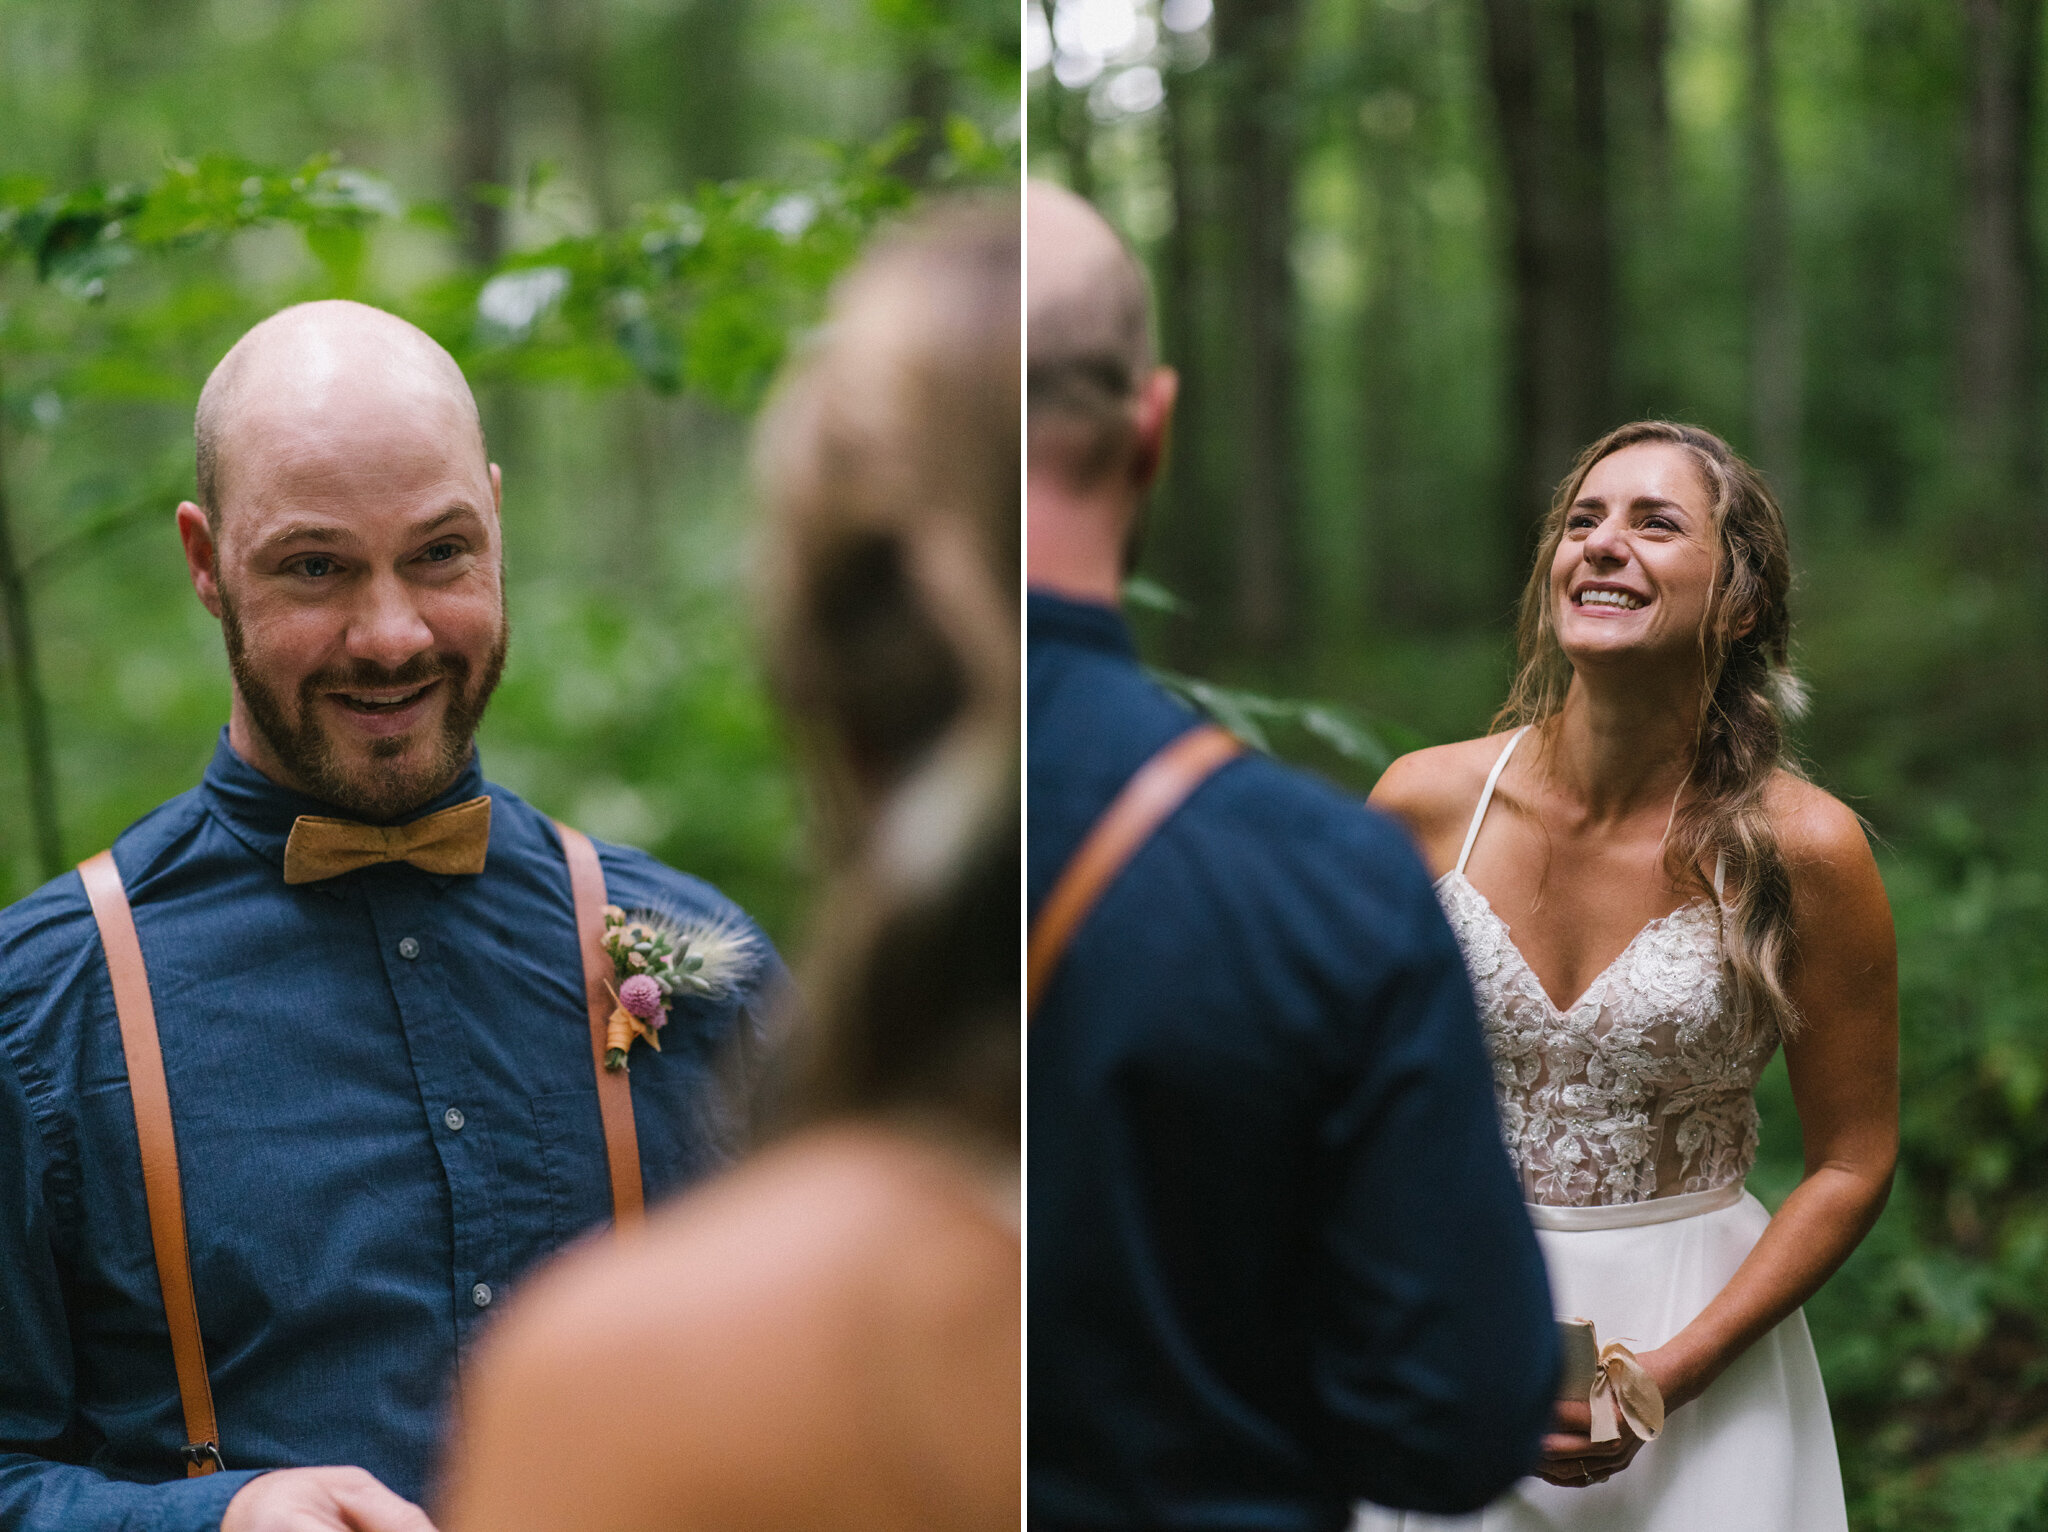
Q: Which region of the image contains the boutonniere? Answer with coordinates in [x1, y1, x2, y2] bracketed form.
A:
[599, 904, 760, 1071]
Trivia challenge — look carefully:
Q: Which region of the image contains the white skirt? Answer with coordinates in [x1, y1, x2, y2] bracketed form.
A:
[1354, 1186, 1847, 1532]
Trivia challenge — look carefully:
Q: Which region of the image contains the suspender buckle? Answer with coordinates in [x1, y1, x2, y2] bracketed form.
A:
[181, 1440, 226, 1474]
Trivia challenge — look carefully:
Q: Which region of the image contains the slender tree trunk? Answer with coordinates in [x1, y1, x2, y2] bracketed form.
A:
[1562, 0, 1613, 438]
[1959, 0, 2042, 523]
[1213, 0, 1306, 654]
[674, 0, 752, 183]
[1640, 0, 1673, 210]
[434, 0, 515, 266]
[1153, 64, 1218, 665]
[535, 0, 617, 221]
[0, 362, 63, 879]
[898, 41, 952, 187]
[1745, 0, 1803, 514]
[1479, 0, 1616, 599]
[1609, 0, 1674, 415]
[1360, 94, 1418, 627]
[1042, 0, 1098, 208]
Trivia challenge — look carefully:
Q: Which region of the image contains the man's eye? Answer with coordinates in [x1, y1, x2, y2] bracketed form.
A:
[296, 556, 338, 579]
[421, 542, 461, 563]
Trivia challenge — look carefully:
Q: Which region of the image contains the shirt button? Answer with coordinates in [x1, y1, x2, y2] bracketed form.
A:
[472, 1282, 493, 1308]
[443, 1107, 466, 1132]
[397, 937, 421, 960]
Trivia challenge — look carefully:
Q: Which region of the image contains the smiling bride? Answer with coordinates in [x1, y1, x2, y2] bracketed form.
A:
[1360, 421, 1897, 1530]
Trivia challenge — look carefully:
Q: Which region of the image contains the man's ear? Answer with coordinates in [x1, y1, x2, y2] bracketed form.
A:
[1129, 366, 1180, 495]
[175, 502, 223, 618]
[489, 462, 502, 515]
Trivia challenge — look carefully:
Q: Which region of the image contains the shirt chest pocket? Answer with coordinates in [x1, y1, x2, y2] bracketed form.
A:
[520, 1090, 619, 1266]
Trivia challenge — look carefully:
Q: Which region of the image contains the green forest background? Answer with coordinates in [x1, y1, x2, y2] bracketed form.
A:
[1034, 0, 2048, 1525]
[0, 0, 1014, 947]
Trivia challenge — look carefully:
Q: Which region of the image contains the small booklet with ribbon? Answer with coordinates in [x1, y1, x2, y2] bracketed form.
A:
[1555, 1318, 1665, 1443]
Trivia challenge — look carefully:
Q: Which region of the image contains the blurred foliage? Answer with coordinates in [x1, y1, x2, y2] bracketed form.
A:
[0, 0, 1017, 949]
[1051, 0, 2048, 1518]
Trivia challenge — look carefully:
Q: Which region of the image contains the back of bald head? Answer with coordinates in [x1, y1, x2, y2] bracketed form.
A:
[1027, 180, 1155, 486]
[196, 300, 486, 531]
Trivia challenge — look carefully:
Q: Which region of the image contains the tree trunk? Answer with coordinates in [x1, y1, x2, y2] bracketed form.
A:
[1608, 0, 1674, 415]
[434, 0, 515, 266]
[1041, 0, 1098, 207]
[0, 363, 63, 879]
[1359, 88, 1419, 628]
[1640, 0, 1672, 209]
[1745, 0, 1803, 514]
[1151, 63, 1220, 666]
[1479, 0, 1616, 597]
[897, 41, 952, 188]
[535, 0, 618, 222]
[1959, 0, 2042, 523]
[1213, 0, 1306, 654]
[673, 0, 752, 183]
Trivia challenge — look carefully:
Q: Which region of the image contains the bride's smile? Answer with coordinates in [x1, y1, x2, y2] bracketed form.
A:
[1549, 440, 1721, 671]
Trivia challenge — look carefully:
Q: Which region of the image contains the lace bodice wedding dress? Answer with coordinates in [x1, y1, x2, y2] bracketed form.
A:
[1355, 728, 1848, 1532]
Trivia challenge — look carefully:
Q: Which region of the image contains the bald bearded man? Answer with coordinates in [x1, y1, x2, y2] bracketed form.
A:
[0, 302, 783, 1532]
[1026, 182, 1557, 1530]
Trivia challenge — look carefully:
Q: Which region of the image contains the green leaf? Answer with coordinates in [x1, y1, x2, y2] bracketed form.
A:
[1122, 575, 1191, 616]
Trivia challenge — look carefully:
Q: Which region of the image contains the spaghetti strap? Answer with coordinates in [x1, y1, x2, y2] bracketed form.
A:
[1713, 850, 1726, 905]
[1455, 727, 1531, 877]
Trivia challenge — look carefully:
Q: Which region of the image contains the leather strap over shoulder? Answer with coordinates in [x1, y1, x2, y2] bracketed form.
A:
[555, 822, 646, 1228]
[77, 851, 223, 1478]
[1028, 723, 1243, 1014]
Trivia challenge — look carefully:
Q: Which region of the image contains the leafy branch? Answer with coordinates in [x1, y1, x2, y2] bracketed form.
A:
[1150, 668, 1425, 777]
[0, 136, 954, 880]
[1124, 578, 1428, 778]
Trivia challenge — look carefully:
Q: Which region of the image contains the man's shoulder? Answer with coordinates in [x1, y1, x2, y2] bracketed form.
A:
[0, 787, 212, 970]
[1188, 747, 1433, 898]
[483, 783, 780, 975]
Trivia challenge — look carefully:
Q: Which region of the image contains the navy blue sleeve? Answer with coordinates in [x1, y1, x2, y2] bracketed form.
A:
[0, 1005, 264, 1532]
[1312, 844, 1557, 1513]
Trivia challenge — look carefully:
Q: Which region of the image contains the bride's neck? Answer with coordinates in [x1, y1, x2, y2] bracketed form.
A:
[1541, 670, 1703, 822]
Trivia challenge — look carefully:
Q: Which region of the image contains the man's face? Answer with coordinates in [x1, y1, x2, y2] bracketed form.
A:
[179, 389, 508, 822]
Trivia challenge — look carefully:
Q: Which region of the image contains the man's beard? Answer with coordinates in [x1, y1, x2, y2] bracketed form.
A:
[220, 590, 509, 823]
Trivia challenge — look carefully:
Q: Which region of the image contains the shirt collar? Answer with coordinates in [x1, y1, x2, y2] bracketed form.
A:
[1028, 586, 1137, 660]
[199, 728, 489, 877]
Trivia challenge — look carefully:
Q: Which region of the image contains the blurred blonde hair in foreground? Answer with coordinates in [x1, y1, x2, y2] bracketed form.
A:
[437, 199, 1021, 1532]
[756, 194, 1021, 1158]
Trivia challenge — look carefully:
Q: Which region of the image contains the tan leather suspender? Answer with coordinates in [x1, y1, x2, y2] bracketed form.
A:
[78, 850, 223, 1477]
[77, 823, 645, 1475]
[1027, 722, 1243, 1014]
[553, 821, 646, 1228]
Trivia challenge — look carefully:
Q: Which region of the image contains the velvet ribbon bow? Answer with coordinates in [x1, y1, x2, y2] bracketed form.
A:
[1588, 1341, 1665, 1444]
[282, 797, 493, 885]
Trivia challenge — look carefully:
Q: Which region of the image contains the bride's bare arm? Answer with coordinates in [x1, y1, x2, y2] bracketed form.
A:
[1640, 776, 1898, 1414]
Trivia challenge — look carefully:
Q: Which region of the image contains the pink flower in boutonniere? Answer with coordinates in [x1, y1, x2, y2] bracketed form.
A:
[598, 904, 760, 1070]
[618, 974, 664, 1019]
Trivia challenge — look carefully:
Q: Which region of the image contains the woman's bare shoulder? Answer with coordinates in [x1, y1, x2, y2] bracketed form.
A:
[1369, 733, 1525, 870]
[1762, 771, 1894, 953]
[1763, 771, 1877, 873]
[441, 1127, 1019, 1532]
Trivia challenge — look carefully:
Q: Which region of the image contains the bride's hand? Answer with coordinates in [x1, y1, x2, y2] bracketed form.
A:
[1540, 1343, 1679, 1491]
[1533, 1344, 1680, 1488]
[1532, 1398, 1643, 1487]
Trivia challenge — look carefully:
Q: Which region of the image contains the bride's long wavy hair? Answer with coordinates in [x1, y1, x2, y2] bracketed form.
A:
[1494, 420, 1808, 1044]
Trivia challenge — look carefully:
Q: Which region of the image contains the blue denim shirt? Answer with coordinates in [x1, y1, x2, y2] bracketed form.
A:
[0, 735, 784, 1529]
[1028, 591, 1555, 1530]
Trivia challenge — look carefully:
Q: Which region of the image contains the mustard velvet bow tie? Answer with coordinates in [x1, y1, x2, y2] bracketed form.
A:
[282, 797, 493, 886]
